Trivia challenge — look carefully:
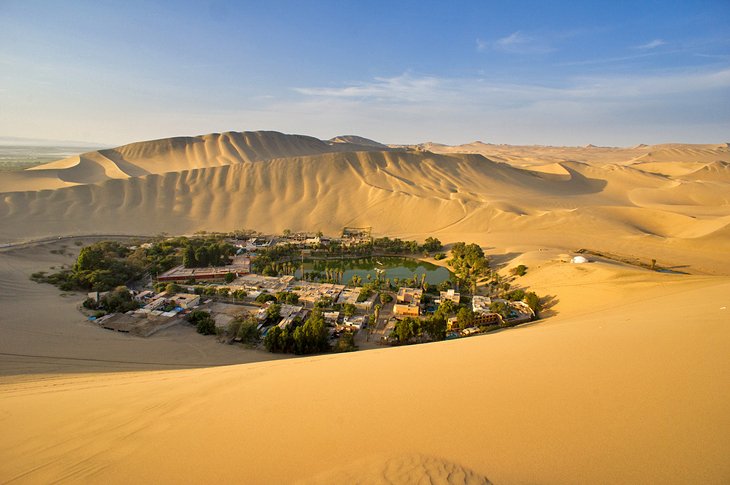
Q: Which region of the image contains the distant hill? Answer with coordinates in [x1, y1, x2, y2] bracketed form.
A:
[328, 135, 390, 149]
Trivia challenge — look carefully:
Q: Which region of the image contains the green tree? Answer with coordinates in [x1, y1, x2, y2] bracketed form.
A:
[276, 291, 299, 305]
[490, 300, 510, 321]
[264, 326, 284, 352]
[256, 293, 276, 303]
[335, 331, 358, 352]
[393, 317, 420, 344]
[422, 313, 447, 341]
[234, 315, 260, 344]
[266, 303, 282, 324]
[188, 310, 216, 335]
[524, 292, 541, 315]
[456, 306, 475, 329]
[421, 237, 442, 252]
[98, 286, 139, 313]
[195, 246, 209, 267]
[342, 303, 357, 317]
[225, 272, 236, 283]
[165, 282, 181, 294]
[183, 246, 196, 268]
[292, 309, 330, 354]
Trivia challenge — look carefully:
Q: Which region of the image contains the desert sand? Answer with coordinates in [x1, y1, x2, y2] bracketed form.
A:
[1, 131, 729, 483]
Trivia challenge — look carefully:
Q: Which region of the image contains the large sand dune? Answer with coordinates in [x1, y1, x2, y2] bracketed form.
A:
[1, 131, 729, 273]
[1, 131, 729, 483]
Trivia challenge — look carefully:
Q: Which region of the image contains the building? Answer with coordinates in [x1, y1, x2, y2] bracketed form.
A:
[291, 282, 345, 307]
[323, 311, 340, 325]
[395, 287, 422, 316]
[277, 304, 308, 330]
[338, 315, 365, 331]
[134, 290, 155, 302]
[397, 287, 423, 304]
[474, 312, 502, 326]
[336, 287, 362, 306]
[170, 293, 199, 309]
[394, 303, 420, 317]
[157, 255, 251, 283]
[232, 274, 293, 294]
[471, 295, 502, 326]
[354, 292, 378, 312]
[437, 289, 461, 305]
[506, 301, 535, 324]
[471, 295, 492, 313]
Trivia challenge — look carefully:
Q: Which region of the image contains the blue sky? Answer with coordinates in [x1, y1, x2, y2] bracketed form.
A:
[1, 0, 728, 146]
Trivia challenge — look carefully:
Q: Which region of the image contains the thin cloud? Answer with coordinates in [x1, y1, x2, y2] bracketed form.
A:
[294, 69, 730, 106]
[479, 31, 554, 54]
[636, 39, 666, 50]
[294, 74, 445, 103]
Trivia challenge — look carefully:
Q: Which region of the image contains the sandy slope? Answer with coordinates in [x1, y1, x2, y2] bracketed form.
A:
[0, 239, 281, 377]
[0, 132, 728, 274]
[1, 131, 729, 483]
[1, 255, 728, 484]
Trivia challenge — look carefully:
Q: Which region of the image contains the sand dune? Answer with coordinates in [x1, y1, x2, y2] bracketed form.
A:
[1, 131, 729, 483]
[1, 131, 382, 193]
[2, 132, 727, 273]
[1, 254, 728, 484]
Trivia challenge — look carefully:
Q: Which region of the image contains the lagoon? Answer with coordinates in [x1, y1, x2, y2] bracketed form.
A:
[294, 256, 451, 285]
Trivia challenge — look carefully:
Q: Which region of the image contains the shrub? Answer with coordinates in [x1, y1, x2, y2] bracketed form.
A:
[256, 293, 276, 304]
[335, 331, 358, 352]
[188, 310, 216, 335]
[524, 292, 541, 314]
[511, 264, 527, 277]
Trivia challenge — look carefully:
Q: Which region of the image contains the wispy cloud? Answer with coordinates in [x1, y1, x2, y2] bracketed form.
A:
[477, 31, 554, 54]
[294, 75, 447, 103]
[636, 39, 666, 50]
[284, 69, 730, 144]
[295, 69, 730, 105]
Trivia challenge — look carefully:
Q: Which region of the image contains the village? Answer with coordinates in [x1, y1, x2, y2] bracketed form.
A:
[82, 228, 538, 352]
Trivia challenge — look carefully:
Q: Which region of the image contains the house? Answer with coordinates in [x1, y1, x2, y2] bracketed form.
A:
[323, 311, 340, 325]
[170, 293, 200, 309]
[277, 304, 308, 330]
[134, 290, 155, 302]
[471, 295, 502, 326]
[397, 287, 423, 304]
[471, 295, 492, 313]
[474, 311, 501, 326]
[336, 287, 361, 306]
[437, 289, 461, 305]
[354, 292, 378, 312]
[338, 315, 365, 331]
[394, 303, 420, 317]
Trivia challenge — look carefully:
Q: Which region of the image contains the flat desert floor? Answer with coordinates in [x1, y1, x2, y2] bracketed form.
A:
[1, 132, 729, 483]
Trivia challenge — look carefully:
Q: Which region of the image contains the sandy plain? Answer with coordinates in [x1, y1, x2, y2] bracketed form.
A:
[1, 132, 729, 483]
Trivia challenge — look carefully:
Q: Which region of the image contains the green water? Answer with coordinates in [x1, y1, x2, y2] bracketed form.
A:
[294, 256, 451, 285]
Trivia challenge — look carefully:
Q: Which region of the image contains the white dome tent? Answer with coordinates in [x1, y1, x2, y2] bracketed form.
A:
[571, 255, 588, 264]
